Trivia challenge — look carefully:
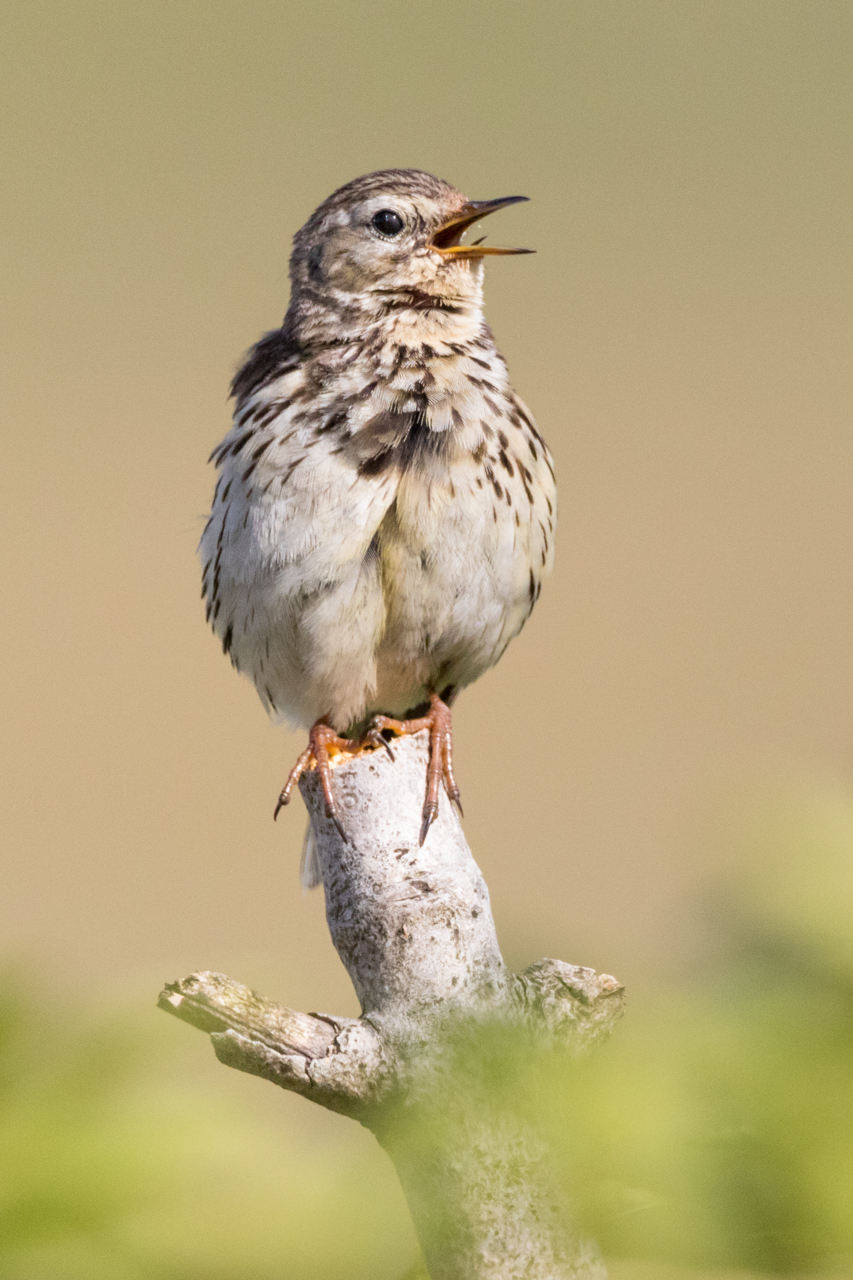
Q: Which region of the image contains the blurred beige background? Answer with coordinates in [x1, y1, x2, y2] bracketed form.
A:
[2, 0, 851, 1018]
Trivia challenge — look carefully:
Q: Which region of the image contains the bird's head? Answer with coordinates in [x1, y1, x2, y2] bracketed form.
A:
[287, 169, 532, 343]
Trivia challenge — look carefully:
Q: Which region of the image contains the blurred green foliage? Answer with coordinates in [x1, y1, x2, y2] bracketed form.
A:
[533, 782, 852, 1275]
[1, 782, 851, 1279]
[555, 784, 853, 1275]
[0, 975, 416, 1278]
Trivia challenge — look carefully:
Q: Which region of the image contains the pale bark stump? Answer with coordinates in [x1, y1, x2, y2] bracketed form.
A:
[159, 731, 624, 1279]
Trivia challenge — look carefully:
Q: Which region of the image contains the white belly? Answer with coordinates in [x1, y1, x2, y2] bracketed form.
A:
[201, 356, 555, 734]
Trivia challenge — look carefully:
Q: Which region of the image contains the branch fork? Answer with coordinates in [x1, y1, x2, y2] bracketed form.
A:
[160, 731, 623, 1278]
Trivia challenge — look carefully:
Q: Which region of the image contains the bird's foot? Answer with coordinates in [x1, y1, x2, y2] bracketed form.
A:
[274, 720, 391, 840]
[367, 692, 462, 845]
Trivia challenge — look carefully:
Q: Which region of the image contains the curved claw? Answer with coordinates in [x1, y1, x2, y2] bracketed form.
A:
[441, 730, 462, 818]
[274, 745, 313, 820]
[365, 723, 395, 760]
[328, 808, 349, 843]
[419, 802, 439, 847]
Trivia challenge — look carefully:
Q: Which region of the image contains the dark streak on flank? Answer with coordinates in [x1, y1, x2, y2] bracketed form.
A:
[231, 327, 301, 408]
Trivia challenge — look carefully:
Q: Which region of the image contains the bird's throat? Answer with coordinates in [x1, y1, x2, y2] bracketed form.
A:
[288, 277, 485, 353]
[369, 298, 484, 349]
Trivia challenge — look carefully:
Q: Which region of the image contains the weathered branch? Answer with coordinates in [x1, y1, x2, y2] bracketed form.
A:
[158, 970, 389, 1115]
[160, 731, 623, 1278]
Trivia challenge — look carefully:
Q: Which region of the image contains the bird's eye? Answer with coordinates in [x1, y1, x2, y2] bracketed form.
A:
[371, 209, 405, 237]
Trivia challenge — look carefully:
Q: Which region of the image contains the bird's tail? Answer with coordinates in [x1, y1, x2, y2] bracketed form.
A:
[300, 820, 323, 891]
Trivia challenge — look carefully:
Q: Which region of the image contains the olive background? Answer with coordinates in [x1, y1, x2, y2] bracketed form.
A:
[1, 3, 852, 1275]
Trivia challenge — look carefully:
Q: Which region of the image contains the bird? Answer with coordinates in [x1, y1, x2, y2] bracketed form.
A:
[200, 169, 556, 882]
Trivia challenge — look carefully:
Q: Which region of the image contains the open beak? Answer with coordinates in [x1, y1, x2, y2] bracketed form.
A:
[429, 196, 534, 259]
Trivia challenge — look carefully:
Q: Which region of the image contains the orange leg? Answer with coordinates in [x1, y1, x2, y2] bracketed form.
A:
[368, 692, 463, 845]
[274, 720, 389, 840]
